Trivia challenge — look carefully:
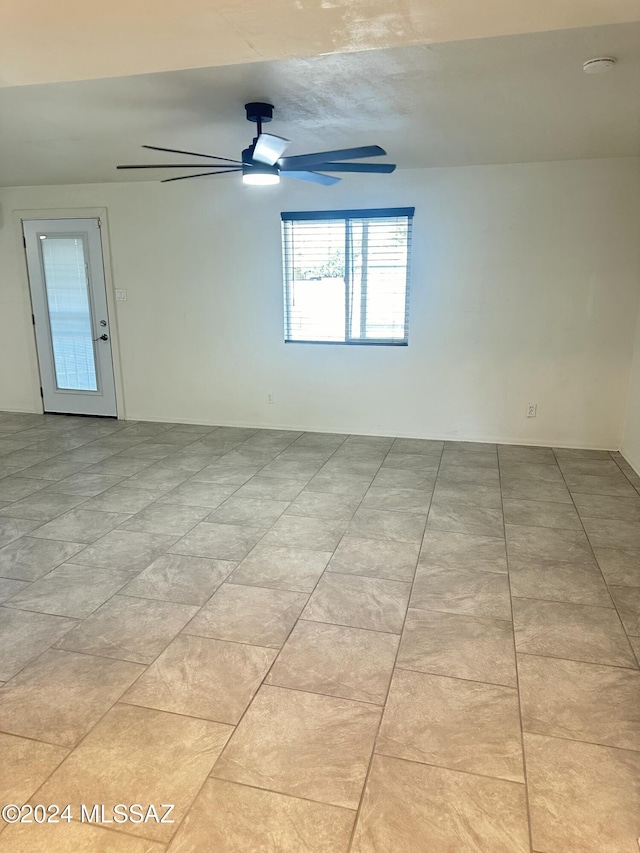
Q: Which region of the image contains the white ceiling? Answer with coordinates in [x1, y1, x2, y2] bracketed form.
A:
[1, 0, 637, 87]
[1, 23, 638, 187]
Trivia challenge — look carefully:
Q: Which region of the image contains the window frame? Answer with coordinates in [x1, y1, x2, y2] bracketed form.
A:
[281, 207, 415, 347]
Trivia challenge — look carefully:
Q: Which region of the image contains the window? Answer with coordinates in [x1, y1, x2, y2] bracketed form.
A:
[281, 207, 414, 345]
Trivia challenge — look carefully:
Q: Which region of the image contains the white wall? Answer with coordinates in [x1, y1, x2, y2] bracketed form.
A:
[1, 157, 639, 447]
[622, 310, 640, 472]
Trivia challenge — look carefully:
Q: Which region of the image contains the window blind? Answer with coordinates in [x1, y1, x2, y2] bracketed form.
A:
[281, 207, 414, 345]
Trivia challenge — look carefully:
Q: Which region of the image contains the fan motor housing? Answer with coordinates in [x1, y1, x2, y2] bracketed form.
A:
[245, 102, 274, 124]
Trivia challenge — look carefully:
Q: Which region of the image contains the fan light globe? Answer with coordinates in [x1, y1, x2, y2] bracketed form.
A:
[242, 170, 280, 186]
[242, 158, 280, 185]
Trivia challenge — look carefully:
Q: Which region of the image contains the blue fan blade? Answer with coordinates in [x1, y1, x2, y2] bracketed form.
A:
[280, 171, 341, 186]
[279, 145, 386, 169]
[252, 134, 291, 165]
[303, 162, 396, 173]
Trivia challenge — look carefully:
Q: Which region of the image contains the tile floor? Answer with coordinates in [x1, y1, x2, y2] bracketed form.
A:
[0, 412, 639, 852]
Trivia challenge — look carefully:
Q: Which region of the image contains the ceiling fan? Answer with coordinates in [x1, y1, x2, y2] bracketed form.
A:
[117, 102, 396, 186]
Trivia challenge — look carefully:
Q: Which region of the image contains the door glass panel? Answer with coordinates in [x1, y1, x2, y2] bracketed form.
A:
[41, 236, 98, 391]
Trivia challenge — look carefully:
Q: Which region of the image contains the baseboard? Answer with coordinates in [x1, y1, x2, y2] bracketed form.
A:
[0, 406, 42, 415]
[621, 448, 640, 477]
[120, 412, 618, 451]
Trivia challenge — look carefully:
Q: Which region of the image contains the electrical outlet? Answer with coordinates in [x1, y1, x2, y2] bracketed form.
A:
[115, 289, 127, 302]
[267, 393, 274, 405]
[527, 403, 537, 418]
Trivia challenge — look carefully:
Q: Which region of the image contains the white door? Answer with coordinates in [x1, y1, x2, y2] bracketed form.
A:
[23, 218, 118, 417]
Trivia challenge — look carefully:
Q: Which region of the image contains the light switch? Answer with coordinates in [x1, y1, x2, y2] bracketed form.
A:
[115, 289, 127, 302]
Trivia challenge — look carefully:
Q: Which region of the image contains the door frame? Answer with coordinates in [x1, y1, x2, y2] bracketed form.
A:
[13, 207, 126, 419]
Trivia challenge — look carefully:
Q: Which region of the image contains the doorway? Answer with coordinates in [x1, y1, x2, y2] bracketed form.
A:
[23, 218, 117, 417]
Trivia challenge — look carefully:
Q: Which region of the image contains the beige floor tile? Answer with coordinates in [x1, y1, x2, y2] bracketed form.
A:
[440, 449, 498, 469]
[553, 447, 613, 460]
[124, 634, 275, 723]
[0, 491, 86, 521]
[303, 572, 410, 634]
[0, 650, 144, 747]
[36, 703, 232, 842]
[118, 503, 211, 535]
[351, 754, 529, 853]
[582, 516, 640, 550]
[426, 498, 504, 537]
[436, 465, 500, 487]
[0, 578, 30, 604]
[0, 819, 167, 851]
[57, 595, 198, 664]
[233, 476, 307, 501]
[361, 486, 432, 515]
[431, 481, 503, 508]
[0, 608, 77, 681]
[184, 583, 307, 648]
[498, 445, 556, 464]
[83, 456, 155, 477]
[167, 778, 354, 853]
[377, 669, 523, 781]
[382, 452, 442, 471]
[259, 458, 324, 481]
[69, 530, 179, 574]
[505, 523, 594, 563]
[259, 515, 346, 551]
[444, 441, 497, 453]
[0, 732, 68, 804]
[397, 608, 517, 686]
[267, 620, 398, 703]
[207, 496, 291, 527]
[321, 457, 381, 478]
[500, 462, 563, 483]
[46, 472, 126, 496]
[122, 553, 234, 605]
[118, 466, 192, 492]
[391, 438, 443, 455]
[0, 537, 85, 581]
[610, 586, 640, 635]
[513, 598, 636, 667]
[371, 468, 436, 491]
[0, 478, 49, 502]
[500, 477, 572, 503]
[327, 536, 419, 582]
[229, 544, 330, 592]
[573, 492, 640, 522]
[19, 458, 90, 481]
[411, 566, 512, 621]
[213, 685, 380, 809]
[347, 508, 427, 543]
[157, 480, 239, 509]
[593, 546, 640, 586]
[518, 654, 640, 750]
[79, 485, 166, 513]
[420, 529, 507, 573]
[3, 563, 131, 619]
[168, 520, 265, 561]
[564, 472, 638, 497]
[503, 498, 581, 530]
[305, 471, 373, 499]
[0, 518, 41, 549]
[508, 557, 612, 606]
[557, 458, 623, 477]
[525, 732, 640, 853]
